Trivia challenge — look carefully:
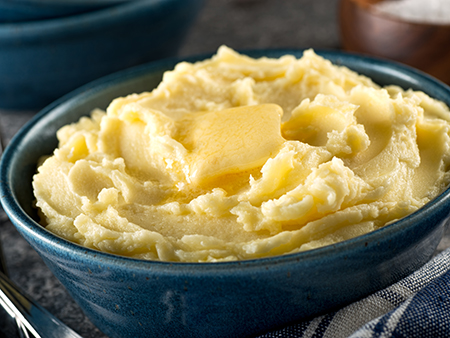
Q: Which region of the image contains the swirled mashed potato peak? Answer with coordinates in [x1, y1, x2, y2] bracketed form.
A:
[33, 46, 450, 262]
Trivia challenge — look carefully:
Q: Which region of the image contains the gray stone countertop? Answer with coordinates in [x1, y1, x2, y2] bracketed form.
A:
[1, 0, 449, 337]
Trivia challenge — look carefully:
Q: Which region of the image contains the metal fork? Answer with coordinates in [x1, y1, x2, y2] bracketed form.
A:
[0, 269, 86, 338]
[0, 119, 84, 338]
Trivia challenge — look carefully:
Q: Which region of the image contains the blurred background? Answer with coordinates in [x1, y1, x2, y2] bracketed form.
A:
[178, 0, 341, 56]
[1, 0, 450, 337]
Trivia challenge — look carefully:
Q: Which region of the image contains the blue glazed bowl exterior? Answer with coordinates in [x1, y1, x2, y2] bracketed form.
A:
[1, 50, 450, 338]
[0, 0, 126, 22]
[0, 0, 203, 110]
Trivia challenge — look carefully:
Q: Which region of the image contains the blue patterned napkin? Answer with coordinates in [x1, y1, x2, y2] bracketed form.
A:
[259, 247, 450, 338]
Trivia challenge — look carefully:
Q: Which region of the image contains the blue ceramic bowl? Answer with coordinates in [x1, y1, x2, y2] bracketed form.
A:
[1, 50, 450, 338]
[0, 0, 203, 110]
[0, 0, 127, 22]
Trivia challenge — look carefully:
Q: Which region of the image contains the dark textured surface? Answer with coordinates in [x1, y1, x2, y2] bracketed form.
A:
[0, 1, 447, 337]
[178, 0, 341, 56]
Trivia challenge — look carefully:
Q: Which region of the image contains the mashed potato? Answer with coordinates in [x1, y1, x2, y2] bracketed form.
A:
[32, 46, 450, 262]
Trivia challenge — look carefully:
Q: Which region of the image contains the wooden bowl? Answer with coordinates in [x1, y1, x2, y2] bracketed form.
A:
[339, 0, 450, 84]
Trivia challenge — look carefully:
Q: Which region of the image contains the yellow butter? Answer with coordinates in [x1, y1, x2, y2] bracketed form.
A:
[176, 103, 285, 186]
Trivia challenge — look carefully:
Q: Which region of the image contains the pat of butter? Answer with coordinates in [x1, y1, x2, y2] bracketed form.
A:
[175, 104, 285, 185]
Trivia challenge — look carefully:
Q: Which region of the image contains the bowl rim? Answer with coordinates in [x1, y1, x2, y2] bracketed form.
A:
[2, 48, 450, 273]
[0, 0, 189, 38]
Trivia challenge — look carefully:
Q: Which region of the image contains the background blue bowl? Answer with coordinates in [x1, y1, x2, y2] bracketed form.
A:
[0, 0, 204, 110]
[1, 50, 450, 338]
[0, 0, 127, 22]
